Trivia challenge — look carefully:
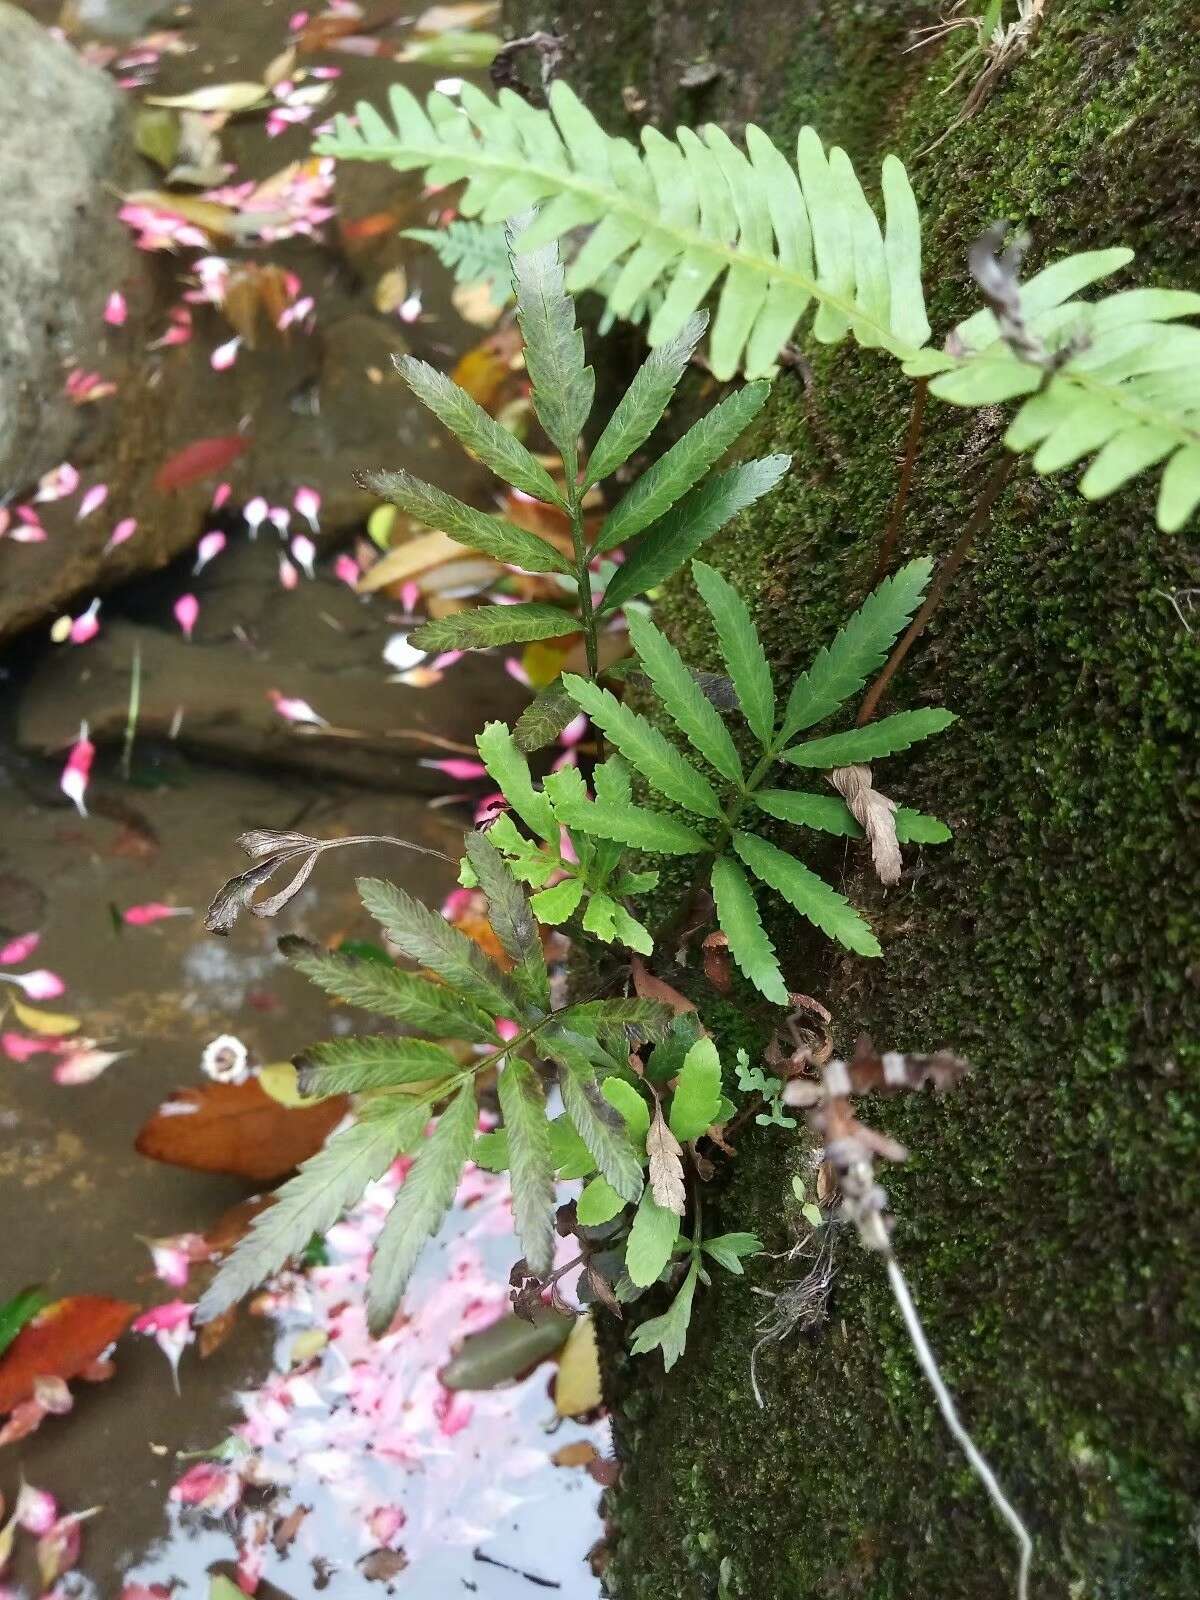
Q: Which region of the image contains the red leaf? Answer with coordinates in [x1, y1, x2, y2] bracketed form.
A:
[135, 1078, 348, 1181]
[0, 1296, 136, 1415]
[154, 434, 251, 493]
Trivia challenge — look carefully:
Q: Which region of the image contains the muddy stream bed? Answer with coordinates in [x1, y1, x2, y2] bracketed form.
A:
[2, 2, 608, 1594]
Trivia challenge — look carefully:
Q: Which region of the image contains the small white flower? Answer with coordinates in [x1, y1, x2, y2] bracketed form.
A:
[201, 1033, 250, 1084]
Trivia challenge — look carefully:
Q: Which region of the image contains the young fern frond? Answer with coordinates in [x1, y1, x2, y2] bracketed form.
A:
[909, 254, 1200, 530]
[324, 84, 1200, 526]
[365, 227, 783, 662]
[318, 80, 930, 380]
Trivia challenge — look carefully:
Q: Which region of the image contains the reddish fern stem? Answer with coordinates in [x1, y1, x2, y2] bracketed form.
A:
[857, 452, 1017, 726]
[871, 378, 928, 587]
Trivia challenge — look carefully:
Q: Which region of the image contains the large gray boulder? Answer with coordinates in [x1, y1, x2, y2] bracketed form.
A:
[0, 4, 211, 640]
[0, 3, 144, 485]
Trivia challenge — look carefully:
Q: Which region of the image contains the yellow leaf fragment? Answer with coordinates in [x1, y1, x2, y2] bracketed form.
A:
[554, 1312, 602, 1418]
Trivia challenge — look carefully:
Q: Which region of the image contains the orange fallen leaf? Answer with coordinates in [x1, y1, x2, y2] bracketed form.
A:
[0, 1297, 136, 1416]
[135, 1079, 348, 1181]
[551, 1440, 599, 1469]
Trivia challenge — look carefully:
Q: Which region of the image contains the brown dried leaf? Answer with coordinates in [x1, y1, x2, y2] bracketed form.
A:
[646, 1104, 686, 1217]
[583, 1260, 622, 1320]
[701, 931, 732, 994]
[844, 1035, 971, 1096]
[630, 955, 695, 1016]
[829, 765, 902, 885]
[273, 1504, 309, 1554]
[552, 1440, 599, 1469]
[197, 1306, 237, 1360]
[359, 1548, 408, 1581]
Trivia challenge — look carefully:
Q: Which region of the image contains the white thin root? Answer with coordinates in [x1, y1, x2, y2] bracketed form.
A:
[886, 1255, 1032, 1600]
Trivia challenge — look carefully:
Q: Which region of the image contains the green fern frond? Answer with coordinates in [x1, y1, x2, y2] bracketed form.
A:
[908, 265, 1200, 530]
[326, 88, 1200, 526]
[317, 80, 930, 380]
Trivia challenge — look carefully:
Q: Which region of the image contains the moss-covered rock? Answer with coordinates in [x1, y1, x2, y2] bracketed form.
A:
[507, 2, 1200, 1594]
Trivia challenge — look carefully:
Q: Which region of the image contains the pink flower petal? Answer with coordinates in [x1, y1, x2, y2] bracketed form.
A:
[290, 534, 316, 579]
[15, 1483, 58, 1536]
[169, 1461, 240, 1514]
[211, 335, 242, 371]
[61, 722, 94, 816]
[53, 1046, 126, 1085]
[294, 486, 321, 531]
[132, 1301, 194, 1388]
[2, 1031, 62, 1063]
[268, 690, 326, 726]
[244, 496, 268, 537]
[104, 517, 138, 554]
[174, 593, 199, 640]
[211, 481, 232, 511]
[77, 484, 108, 520]
[419, 758, 487, 781]
[193, 530, 226, 573]
[69, 599, 102, 646]
[2, 969, 67, 1001]
[34, 463, 79, 503]
[333, 553, 359, 587]
[36, 1513, 84, 1588]
[278, 555, 299, 590]
[104, 291, 127, 327]
[0, 932, 40, 964]
[123, 902, 193, 926]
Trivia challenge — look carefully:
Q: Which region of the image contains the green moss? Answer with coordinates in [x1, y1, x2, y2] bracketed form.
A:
[546, 0, 1200, 1595]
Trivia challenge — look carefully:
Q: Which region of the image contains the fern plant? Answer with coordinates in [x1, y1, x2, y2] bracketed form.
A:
[476, 1018, 760, 1371]
[403, 218, 512, 304]
[197, 829, 757, 1368]
[198, 830, 674, 1335]
[451, 557, 952, 994]
[363, 223, 787, 684]
[463, 722, 660, 953]
[563, 557, 954, 999]
[319, 80, 1200, 527]
[406, 215, 665, 333]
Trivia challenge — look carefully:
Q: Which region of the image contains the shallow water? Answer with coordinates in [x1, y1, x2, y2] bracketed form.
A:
[1, 3, 606, 1594]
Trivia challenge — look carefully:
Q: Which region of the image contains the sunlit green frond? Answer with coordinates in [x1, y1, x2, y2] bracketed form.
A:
[317, 81, 930, 379]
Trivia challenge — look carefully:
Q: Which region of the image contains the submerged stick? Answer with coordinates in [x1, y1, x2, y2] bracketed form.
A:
[120, 644, 142, 781]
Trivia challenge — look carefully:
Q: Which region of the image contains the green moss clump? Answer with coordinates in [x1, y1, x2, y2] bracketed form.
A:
[511, 0, 1200, 1594]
